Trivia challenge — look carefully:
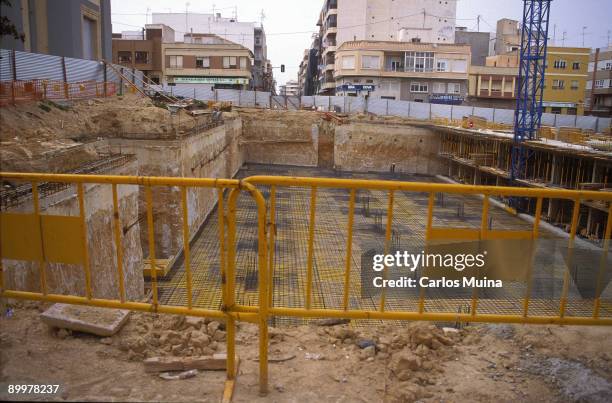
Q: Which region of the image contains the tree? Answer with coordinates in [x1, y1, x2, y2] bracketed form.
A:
[0, 0, 25, 41]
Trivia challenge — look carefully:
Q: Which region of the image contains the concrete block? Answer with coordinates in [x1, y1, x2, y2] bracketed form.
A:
[40, 303, 130, 337]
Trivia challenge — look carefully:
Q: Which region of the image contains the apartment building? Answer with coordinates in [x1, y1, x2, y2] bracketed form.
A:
[314, 0, 458, 95]
[455, 28, 491, 66]
[543, 46, 590, 115]
[162, 34, 252, 90]
[585, 47, 612, 117]
[334, 41, 470, 103]
[467, 54, 518, 109]
[0, 0, 112, 60]
[112, 24, 175, 84]
[494, 19, 521, 56]
[151, 12, 273, 92]
[280, 80, 300, 96]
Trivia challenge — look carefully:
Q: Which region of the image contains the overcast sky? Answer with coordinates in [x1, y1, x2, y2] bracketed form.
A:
[110, 0, 612, 88]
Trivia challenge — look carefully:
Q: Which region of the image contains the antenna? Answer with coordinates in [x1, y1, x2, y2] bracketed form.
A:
[552, 24, 556, 45]
[185, 2, 190, 37]
[477, 15, 481, 32]
[582, 26, 587, 47]
[260, 9, 266, 26]
[146, 7, 151, 24]
[561, 30, 567, 46]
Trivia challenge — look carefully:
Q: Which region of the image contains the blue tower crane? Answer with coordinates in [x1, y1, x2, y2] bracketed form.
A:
[511, 0, 552, 186]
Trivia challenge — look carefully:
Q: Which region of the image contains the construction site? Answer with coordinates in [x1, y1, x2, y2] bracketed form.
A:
[1, 0, 612, 401]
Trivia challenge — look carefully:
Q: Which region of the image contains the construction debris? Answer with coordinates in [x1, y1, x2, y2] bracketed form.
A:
[144, 354, 227, 373]
[40, 303, 130, 337]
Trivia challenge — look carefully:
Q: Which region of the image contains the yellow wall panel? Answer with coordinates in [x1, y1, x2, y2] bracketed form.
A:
[0, 213, 43, 261]
[41, 215, 85, 265]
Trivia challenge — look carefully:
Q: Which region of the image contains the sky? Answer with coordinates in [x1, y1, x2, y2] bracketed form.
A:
[110, 0, 612, 88]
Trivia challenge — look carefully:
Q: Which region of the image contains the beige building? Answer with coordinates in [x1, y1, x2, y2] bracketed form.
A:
[162, 34, 253, 90]
[316, 0, 458, 94]
[494, 19, 521, 56]
[334, 41, 470, 103]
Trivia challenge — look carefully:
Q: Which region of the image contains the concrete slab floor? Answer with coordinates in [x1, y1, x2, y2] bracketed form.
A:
[153, 164, 612, 326]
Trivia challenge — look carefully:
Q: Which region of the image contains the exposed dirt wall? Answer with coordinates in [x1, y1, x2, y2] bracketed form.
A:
[334, 122, 443, 174]
[239, 110, 320, 167]
[108, 117, 244, 260]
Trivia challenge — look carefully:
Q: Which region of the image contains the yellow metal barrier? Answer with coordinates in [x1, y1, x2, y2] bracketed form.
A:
[0, 172, 268, 401]
[2, 172, 612, 399]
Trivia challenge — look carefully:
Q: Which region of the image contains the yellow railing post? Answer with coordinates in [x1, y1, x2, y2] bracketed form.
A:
[593, 204, 612, 318]
[145, 186, 158, 308]
[180, 187, 193, 309]
[343, 189, 356, 311]
[111, 184, 126, 302]
[267, 186, 276, 307]
[31, 182, 48, 296]
[305, 186, 317, 309]
[379, 189, 394, 312]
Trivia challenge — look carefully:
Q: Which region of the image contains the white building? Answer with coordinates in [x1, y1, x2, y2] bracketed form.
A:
[280, 80, 300, 96]
[316, 0, 458, 94]
[152, 13, 255, 52]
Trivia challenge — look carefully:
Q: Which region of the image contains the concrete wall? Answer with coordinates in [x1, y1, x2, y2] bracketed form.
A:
[334, 122, 443, 174]
[3, 159, 143, 300]
[108, 117, 244, 259]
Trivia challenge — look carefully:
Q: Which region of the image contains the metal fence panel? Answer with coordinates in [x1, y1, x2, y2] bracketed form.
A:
[216, 89, 239, 104]
[555, 114, 577, 127]
[409, 102, 430, 120]
[0, 49, 13, 80]
[431, 104, 453, 119]
[451, 105, 474, 120]
[388, 100, 410, 117]
[540, 113, 556, 127]
[493, 108, 515, 125]
[331, 96, 345, 112]
[286, 96, 300, 110]
[301, 96, 315, 108]
[473, 107, 494, 121]
[255, 91, 270, 108]
[598, 117, 611, 131]
[314, 96, 331, 111]
[240, 90, 256, 107]
[15, 50, 64, 81]
[346, 97, 365, 113]
[271, 95, 286, 109]
[367, 98, 388, 115]
[575, 116, 598, 130]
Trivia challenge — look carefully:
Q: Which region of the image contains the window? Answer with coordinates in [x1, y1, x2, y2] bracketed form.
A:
[223, 56, 238, 68]
[571, 80, 579, 90]
[118, 51, 132, 64]
[572, 62, 580, 70]
[553, 60, 567, 69]
[240, 57, 247, 69]
[193, 37, 202, 44]
[605, 62, 612, 70]
[552, 79, 565, 89]
[448, 83, 461, 94]
[432, 82, 446, 93]
[135, 51, 148, 64]
[361, 55, 380, 69]
[169, 55, 183, 68]
[595, 79, 605, 88]
[196, 57, 210, 69]
[436, 59, 448, 72]
[410, 82, 428, 93]
[451, 59, 467, 73]
[390, 60, 403, 71]
[405, 52, 434, 72]
[341, 55, 355, 69]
